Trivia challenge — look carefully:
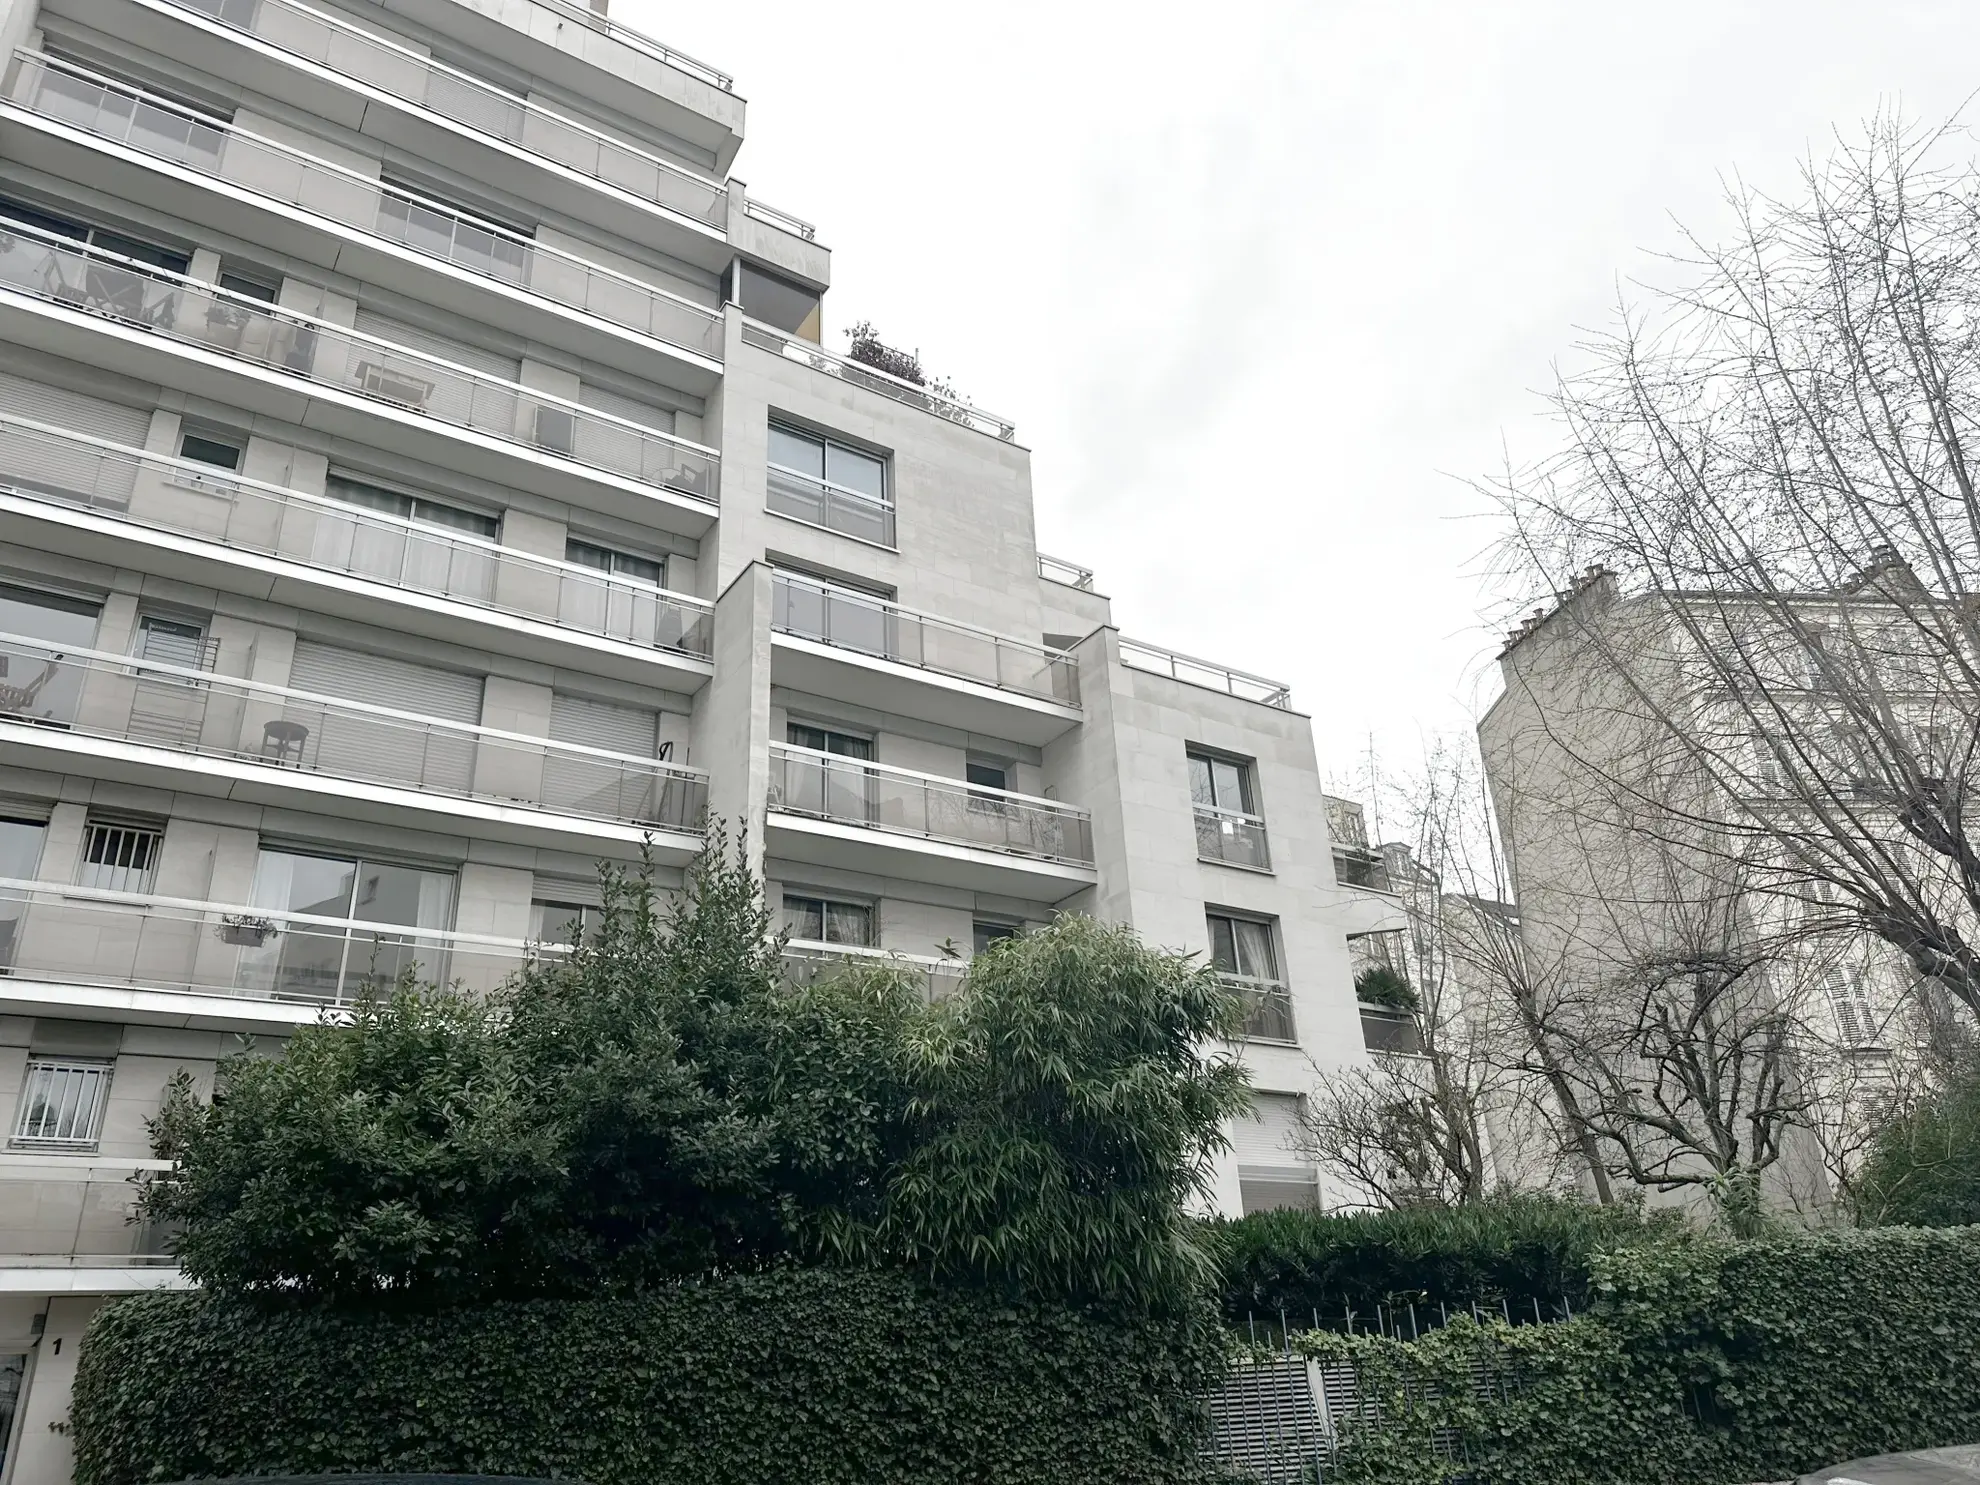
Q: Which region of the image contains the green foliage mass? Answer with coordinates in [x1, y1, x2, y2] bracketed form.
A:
[1286, 1225, 1980, 1484]
[68, 1271, 1232, 1485]
[1854, 1063, 1980, 1228]
[1352, 964, 1417, 1011]
[141, 833, 1249, 1313]
[1210, 1192, 1683, 1320]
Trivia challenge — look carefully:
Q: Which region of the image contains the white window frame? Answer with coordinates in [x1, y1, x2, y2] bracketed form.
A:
[12, 1057, 114, 1149]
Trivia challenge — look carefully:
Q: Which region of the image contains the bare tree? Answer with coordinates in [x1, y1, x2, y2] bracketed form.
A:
[1487, 111, 1980, 1030]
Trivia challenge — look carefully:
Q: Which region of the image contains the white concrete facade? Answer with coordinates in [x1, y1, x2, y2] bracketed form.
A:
[0, 0, 1379, 1475]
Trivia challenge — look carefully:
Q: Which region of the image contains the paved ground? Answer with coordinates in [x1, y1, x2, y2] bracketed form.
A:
[1799, 1446, 1980, 1483]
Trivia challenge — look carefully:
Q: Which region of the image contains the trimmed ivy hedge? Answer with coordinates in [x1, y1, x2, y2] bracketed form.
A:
[1211, 1195, 1683, 1320]
[70, 1269, 1230, 1485]
[1290, 1225, 1980, 1484]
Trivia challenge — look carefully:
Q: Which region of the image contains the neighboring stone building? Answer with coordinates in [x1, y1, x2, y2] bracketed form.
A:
[0, 0, 1393, 1472]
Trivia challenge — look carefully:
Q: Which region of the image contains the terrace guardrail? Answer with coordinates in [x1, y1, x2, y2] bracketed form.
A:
[1333, 847, 1393, 893]
[497, 0, 737, 90]
[0, 876, 551, 1004]
[9, 53, 726, 362]
[1036, 553, 1096, 591]
[767, 744, 1093, 867]
[0, 413, 713, 659]
[741, 320, 1017, 442]
[741, 197, 817, 241]
[1119, 638, 1292, 708]
[0, 633, 708, 832]
[770, 571, 1078, 706]
[781, 940, 967, 1001]
[1224, 973, 1296, 1044]
[1194, 802, 1271, 870]
[161, 0, 732, 228]
[0, 220, 719, 503]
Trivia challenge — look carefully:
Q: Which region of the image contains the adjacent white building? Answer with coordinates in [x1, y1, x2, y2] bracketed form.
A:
[0, 0, 1390, 1474]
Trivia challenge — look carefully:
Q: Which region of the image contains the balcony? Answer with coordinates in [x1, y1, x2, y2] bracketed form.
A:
[0, 633, 707, 854]
[781, 941, 966, 1002]
[1224, 974, 1296, 1045]
[768, 571, 1081, 746]
[741, 321, 1016, 442]
[0, 413, 713, 689]
[1037, 554, 1096, 591]
[0, 222, 720, 528]
[1359, 1006, 1423, 1055]
[1119, 638, 1293, 709]
[1194, 803, 1271, 871]
[3, 52, 725, 380]
[0, 877, 546, 1024]
[1334, 847, 1394, 894]
[126, 0, 809, 271]
[765, 744, 1097, 899]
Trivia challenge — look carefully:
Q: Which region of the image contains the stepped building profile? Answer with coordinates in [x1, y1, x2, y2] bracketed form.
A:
[0, 0, 1396, 1473]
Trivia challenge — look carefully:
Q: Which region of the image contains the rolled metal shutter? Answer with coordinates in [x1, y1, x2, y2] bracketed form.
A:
[0, 371, 152, 444]
[577, 380, 675, 434]
[545, 691, 662, 824]
[283, 641, 483, 793]
[351, 309, 519, 381]
[0, 371, 154, 512]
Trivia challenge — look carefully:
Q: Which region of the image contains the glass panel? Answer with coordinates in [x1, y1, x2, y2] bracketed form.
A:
[768, 425, 824, 479]
[137, 616, 206, 668]
[89, 229, 190, 276]
[825, 901, 873, 946]
[0, 583, 101, 725]
[409, 499, 498, 540]
[966, 761, 1007, 791]
[787, 723, 827, 752]
[1232, 919, 1277, 980]
[0, 819, 45, 970]
[252, 849, 358, 917]
[825, 443, 885, 500]
[1211, 758, 1248, 812]
[782, 895, 823, 941]
[330, 480, 414, 521]
[350, 860, 453, 928]
[1188, 754, 1215, 808]
[972, 921, 1019, 955]
[178, 432, 243, 469]
[1208, 915, 1237, 976]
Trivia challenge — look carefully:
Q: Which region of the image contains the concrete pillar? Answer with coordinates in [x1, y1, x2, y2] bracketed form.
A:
[692, 562, 770, 870]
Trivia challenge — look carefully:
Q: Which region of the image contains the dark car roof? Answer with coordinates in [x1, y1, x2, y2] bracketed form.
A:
[167, 1477, 588, 1484]
[1804, 1446, 1980, 1483]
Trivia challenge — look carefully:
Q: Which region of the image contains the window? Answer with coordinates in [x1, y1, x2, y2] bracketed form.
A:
[783, 893, 874, 946]
[12, 1057, 113, 1148]
[567, 538, 664, 588]
[177, 429, 244, 470]
[966, 759, 1009, 792]
[973, 920, 1020, 956]
[135, 614, 210, 669]
[739, 263, 822, 341]
[326, 476, 499, 540]
[0, 582, 101, 726]
[78, 820, 162, 893]
[377, 179, 527, 282]
[218, 270, 278, 303]
[1233, 1092, 1319, 1215]
[530, 899, 600, 947]
[1209, 911, 1293, 1043]
[780, 723, 877, 824]
[787, 721, 875, 760]
[1189, 750, 1269, 869]
[243, 847, 455, 1001]
[0, 817, 47, 969]
[1823, 964, 1881, 1048]
[766, 423, 893, 547]
[0, 198, 192, 275]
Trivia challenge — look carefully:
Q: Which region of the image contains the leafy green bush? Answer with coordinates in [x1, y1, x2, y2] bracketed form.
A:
[1854, 1065, 1980, 1227]
[1287, 1225, 1980, 1484]
[69, 1272, 1231, 1485]
[141, 837, 1247, 1313]
[1210, 1193, 1683, 1320]
[1352, 965, 1418, 1011]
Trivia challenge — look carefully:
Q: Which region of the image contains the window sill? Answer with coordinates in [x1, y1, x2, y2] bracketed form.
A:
[7, 1139, 103, 1155]
[1197, 854, 1275, 876]
[763, 504, 900, 554]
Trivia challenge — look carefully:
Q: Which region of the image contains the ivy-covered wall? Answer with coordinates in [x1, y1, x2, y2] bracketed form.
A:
[69, 1270, 1230, 1485]
[1293, 1225, 1980, 1484]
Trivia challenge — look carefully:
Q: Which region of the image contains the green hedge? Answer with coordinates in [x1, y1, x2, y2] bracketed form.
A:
[1211, 1195, 1682, 1321]
[1290, 1225, 1980, 1484]
[70, 1269, 1229, 1485]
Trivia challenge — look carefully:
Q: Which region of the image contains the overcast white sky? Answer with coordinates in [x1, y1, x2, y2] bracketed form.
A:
[622, 0, 1978, 782]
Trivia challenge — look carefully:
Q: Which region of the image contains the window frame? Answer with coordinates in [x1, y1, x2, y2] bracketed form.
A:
[781, 891, 876, 947]
[77, 817, 164, 894]
[764, 420, 896, 550]
[566, 537, 666, 589]
[11, 1056, 115, 1150]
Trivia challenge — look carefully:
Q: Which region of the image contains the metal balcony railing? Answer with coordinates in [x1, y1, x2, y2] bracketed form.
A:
[0, 414, 714, 659]
[162, 0, 732, 228]
[1119, 638, 1292, 708]
[1194, 803, 1271, 870]
[1359, 1005, 1423, 1055]
[0, 222, 720, 502]
[741, 321, 1017, 442]
[0, 876, 549, 1004]
[767, 744, 1094, 867]
[1036, 553, 1096, 591]
[10, 52, 725, 362]
[0, 633, 708, 832]
[1223, 973, 1296, 1044]
[781, 941, 967, 1001]
[764, 462, 896, 547]
[741, 198, 818, 241]
[1334, 848, 1393, 894]
[496, 0, 737, 91]
[770, 571, 1079, 707]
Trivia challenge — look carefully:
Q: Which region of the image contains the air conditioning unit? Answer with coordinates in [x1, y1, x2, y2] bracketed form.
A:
[354, 361, 434, 408]
[534, 405, 576, 455]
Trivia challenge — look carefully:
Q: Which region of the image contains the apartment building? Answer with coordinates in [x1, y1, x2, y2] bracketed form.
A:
[0, 0, 1383, 1474]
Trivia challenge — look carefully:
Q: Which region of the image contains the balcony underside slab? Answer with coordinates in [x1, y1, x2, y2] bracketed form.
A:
[770, 634, 1080, 747]
[766, 810, 1096, 902]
